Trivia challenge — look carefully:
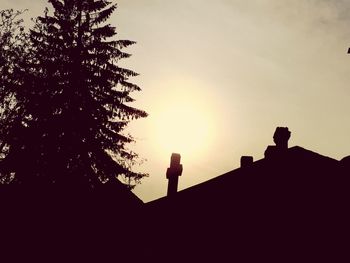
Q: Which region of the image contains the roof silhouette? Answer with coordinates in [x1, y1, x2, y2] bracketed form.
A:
[143, 129, 350, 262]
[2, 127, 349, 262]
[147, 146, 341, 208]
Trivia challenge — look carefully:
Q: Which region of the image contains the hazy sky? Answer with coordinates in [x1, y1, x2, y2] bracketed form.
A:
[2, 0, 350, 202]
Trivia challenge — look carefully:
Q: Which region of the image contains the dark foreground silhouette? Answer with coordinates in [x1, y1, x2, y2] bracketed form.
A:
[1, 127, 350, 262]
[145, 127, 350, 262]
[0, 180, 143, 262]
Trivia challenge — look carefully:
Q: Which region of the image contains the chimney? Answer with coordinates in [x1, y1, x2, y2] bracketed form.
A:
[273, 127, 291, 150]
[166, 153, 183, 197]
[240, 156, 253, 168]
[265, 127, 291, 158]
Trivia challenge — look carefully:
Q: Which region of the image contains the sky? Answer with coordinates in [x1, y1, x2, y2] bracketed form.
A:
[2, 0, 350, 202]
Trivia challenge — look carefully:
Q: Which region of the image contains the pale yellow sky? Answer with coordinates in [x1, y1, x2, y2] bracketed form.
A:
[2, 0, 350, 202]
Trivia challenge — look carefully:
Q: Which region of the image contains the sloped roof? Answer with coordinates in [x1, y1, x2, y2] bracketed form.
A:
[144, 146, 349, 262]
[147, 146, 340, 208]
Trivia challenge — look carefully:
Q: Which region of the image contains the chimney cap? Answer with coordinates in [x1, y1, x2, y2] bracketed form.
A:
[169, 153, 181, 167]
[273, 127, 291, 149]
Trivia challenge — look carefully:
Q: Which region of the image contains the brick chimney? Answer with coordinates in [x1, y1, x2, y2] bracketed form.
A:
[166, 153, 183, 196]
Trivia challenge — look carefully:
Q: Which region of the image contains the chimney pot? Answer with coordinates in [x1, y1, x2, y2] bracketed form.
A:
[265, 127, 291, 159]
[241, 156, 253, 168]
[273, 127, 291, 150]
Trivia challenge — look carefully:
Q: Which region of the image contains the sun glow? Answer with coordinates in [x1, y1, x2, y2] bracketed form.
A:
[152, 85, 216, 161]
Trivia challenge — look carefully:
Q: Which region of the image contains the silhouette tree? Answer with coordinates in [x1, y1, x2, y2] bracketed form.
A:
[0, 1, 147, 189]
[0, 9, 30, 183]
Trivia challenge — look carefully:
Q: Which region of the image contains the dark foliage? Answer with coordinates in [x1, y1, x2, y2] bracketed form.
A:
[0, 1, 147, 189]
[0, 9, 29, 179]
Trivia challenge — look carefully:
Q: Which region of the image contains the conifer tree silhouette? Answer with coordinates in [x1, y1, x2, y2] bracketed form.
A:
[0, 9, 29, 184]
[0, 1, 147, 189]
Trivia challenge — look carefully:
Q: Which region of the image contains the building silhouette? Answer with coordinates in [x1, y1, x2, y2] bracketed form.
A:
[144, 127, 350, 262]
[1, 127, 349, 262]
